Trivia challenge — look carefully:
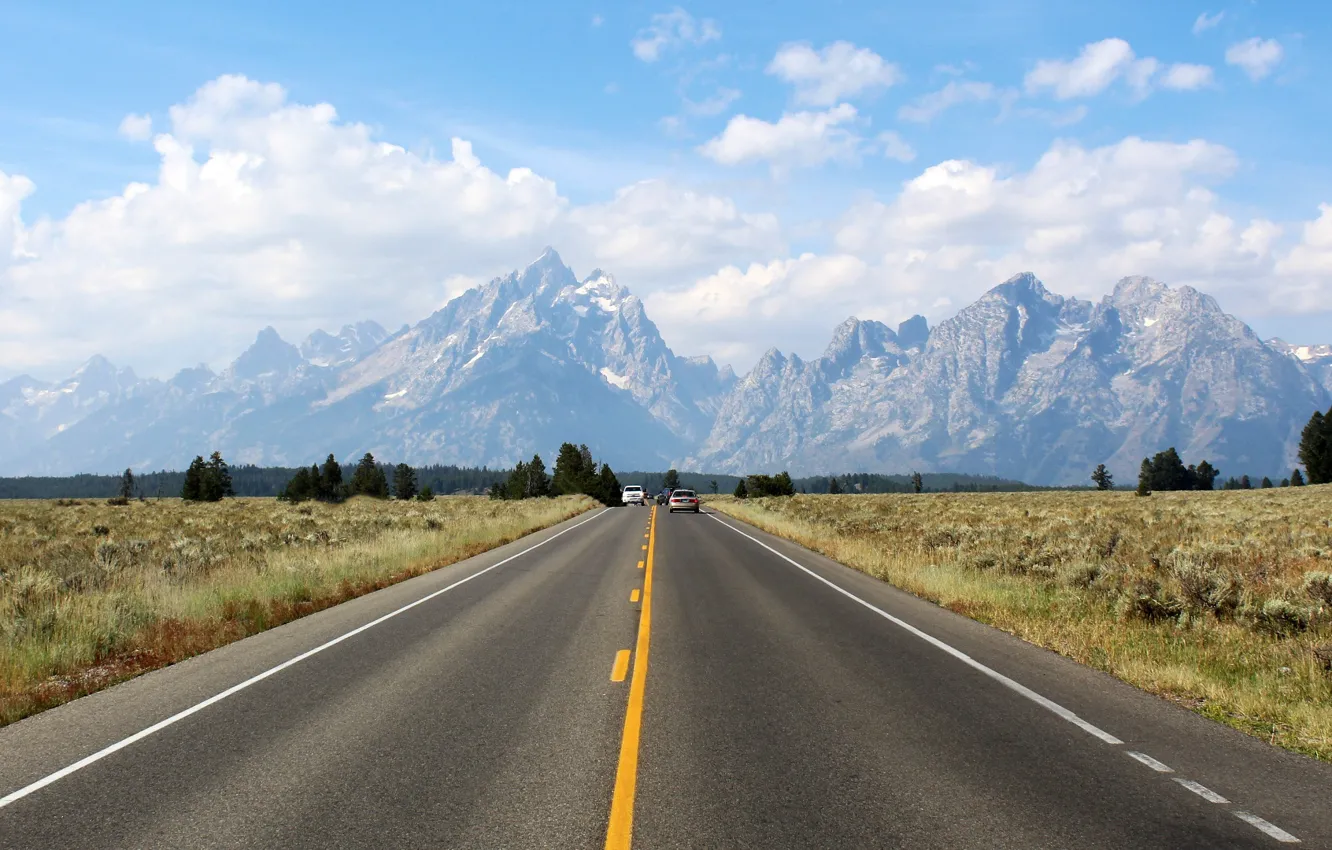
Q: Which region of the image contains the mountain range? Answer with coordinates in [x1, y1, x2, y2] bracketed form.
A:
[2, 248, 1328, 486]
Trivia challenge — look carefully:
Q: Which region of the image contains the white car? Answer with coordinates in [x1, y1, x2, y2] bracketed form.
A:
[621, 485, 647, 506]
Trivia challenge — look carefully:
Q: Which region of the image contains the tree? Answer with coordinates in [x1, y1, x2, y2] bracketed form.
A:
[1281, 478, 1291, 487]
[201, 451, 234, 501]
[279, 467, 315, 502]
[506, 460, 529, 500]
[1090, 464, 1113, 491]
[662, 468, 681, 490]
[553, 443, 590, 496]
[416, 485, 434, 502]
[1261, 476, 1274, 489]
[709, 480, 718, 495]
[119, 468, 135, 500]
[1193, 460, 1219, 491]
[182, 456, 206, 501]
[910, 471, 923, 494]
[393, 463, 418, 500]
[733, 479, 748, 499]
[1240, 474, 1252, 490]
[595, 463, 623, 507]
[1293, 468, 1307, 487]
[828, 476, 843, 495]
[1136, 458, 1152, 497]
[1299, 409, 1332, 484]
[350, 453, 389, 498]
[320, 454, 343, 501]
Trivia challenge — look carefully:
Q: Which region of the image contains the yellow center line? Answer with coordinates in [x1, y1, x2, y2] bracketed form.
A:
[610, 650, 631, 682]
[605, 505, 656, 849]
[630, 588, 640, 603]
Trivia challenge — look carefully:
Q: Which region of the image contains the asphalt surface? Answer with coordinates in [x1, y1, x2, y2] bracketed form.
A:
[2, 503, 1330, 848]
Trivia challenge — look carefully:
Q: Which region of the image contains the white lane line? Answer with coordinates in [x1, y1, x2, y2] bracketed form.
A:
[1126, 751, 1174, 773]
[0, 507, 611, 810]
[1173, 778, 1228, 804]
[705, 513, 1123, 745]
[1233, 811, 1301, 843]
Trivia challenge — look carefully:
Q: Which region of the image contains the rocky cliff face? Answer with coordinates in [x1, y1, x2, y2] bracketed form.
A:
[1, 256, 1326, 484]
[690, 273, 1329, 484]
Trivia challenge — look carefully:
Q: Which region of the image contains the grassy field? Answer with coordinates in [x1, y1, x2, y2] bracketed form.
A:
[0, 495, 596, 726]
[711, 488, 1332, 761]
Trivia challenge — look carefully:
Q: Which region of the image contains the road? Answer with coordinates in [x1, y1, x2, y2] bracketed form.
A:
[1, 504, 1329, 848]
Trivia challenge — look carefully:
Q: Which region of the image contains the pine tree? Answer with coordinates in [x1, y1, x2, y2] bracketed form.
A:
[1261, 476, 1274, 489]
[1090, 464, 1113, 491]
[773, 471, 795, 496]
[910, 471, 923, 494]
[280, 467, 314, 502]
[1193, 460, 1219, 491]
[552, 443, 588, 496]
[393, 463, 418, 500]
[525, 454, 551, 498]
[119, 468, 135, 500]
[320, 454, 343, 501]
[1136, 458, 1152, 497]
[1299, 409, 1331, 484]
[201, 451, 233, 501]
[351, 453, 389, 498]
[182, 456, 206, 501]
[733, 479, 748, 499]
[416, 485, 434, 502]
[597, 463, 622, 507]
[662, 468, 681, 490]
[506, 461, 529, 500]
[1281, 478, 1291, 487]
[1240, 474, 1252, 490]
[828, 476, 843, 494]
[1292, 468, 1306, 487]
[709, 480, 718, 495]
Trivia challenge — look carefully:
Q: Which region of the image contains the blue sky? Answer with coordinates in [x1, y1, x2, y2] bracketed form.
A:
[1, 0, 1329, 380]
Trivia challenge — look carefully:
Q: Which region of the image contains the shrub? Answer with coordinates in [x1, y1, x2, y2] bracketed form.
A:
[1304, 571, 1332, 606]
[1254, 599, 1311, 636]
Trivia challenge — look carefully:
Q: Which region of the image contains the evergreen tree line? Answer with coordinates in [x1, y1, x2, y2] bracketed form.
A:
[732, 472, 797, 498]
[279, 453, 436, 503]
[490, 443, 623, 507]
[182, 452, 235, 502]
[1133, 445, 1309, 496]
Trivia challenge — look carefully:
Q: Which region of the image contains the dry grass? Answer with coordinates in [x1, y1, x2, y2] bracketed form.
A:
[0, 495, 596, 725]
[711, 487, 1332, 761]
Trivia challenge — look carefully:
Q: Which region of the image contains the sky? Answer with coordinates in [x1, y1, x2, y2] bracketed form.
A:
[1, 0, 1331, 382]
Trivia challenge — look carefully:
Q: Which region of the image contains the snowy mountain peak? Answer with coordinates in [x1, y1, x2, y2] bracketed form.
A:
[301, 320, 389, 367]
[1110, 275, 1170, 305]
[229, 326, 305, 381]
[985, 272, 1061, 308]
[897, 315, 929, 349]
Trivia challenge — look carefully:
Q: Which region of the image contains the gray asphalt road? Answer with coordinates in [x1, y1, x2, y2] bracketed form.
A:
[1, 504, 1329, 848]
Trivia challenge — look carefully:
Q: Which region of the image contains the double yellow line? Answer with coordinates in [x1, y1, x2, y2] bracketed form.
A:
[604, 505, 656, 849]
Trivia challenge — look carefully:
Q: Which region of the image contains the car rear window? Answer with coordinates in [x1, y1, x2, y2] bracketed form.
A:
[673, 490, 696, 497]
[624, 486, 642, 492]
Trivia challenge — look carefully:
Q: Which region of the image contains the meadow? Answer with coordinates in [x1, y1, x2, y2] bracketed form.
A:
[711, 487, 1332, 761]
[0, 495, 596, 725]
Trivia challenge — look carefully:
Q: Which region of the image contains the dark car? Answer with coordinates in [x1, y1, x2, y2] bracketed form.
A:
[656, 489, 671, 505]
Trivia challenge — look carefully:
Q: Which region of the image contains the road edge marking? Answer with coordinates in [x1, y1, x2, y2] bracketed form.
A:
[605, 505, 655, 849]
[704, 512, 1123, 744]
[0, 507, 612, 810]
[1233, 811, 1301, 843]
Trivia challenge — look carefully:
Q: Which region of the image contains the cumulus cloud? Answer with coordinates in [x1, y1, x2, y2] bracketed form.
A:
[0, 75, 782, 378]
[1226, 37, 1284, 80]
[1193, 11, 1224, 34]
[697, 104, 863, 171]
[1160, 63, 1215, 90]
[766, 41, 902, 106]
[898, 80, 1000, 123]
[118, 113, 153, 141]
[1025, 38, 1211, 100]
[631, 7, 720, 62]
[650, 134, 1332, 369]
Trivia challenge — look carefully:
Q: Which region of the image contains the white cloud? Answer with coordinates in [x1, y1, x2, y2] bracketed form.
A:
[877, 131, 916, 163]
[118, 113, 153, 141]
[898, 80, 998, 123]
[0, 75, 782, 378]
[1024, 38, 1209, 100]
[631, 8, 720, 63]
[1161, 63, 1215, 90]
[766, 41, 902, 106]
[1226, 37, 1284, 80]
[1193, 11, 1224, 35]
[698, 104, 863, 171]
[683, 86, 741, 116]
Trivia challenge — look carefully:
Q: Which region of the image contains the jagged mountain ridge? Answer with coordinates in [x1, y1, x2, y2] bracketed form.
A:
[1, 252, 1327, 485]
